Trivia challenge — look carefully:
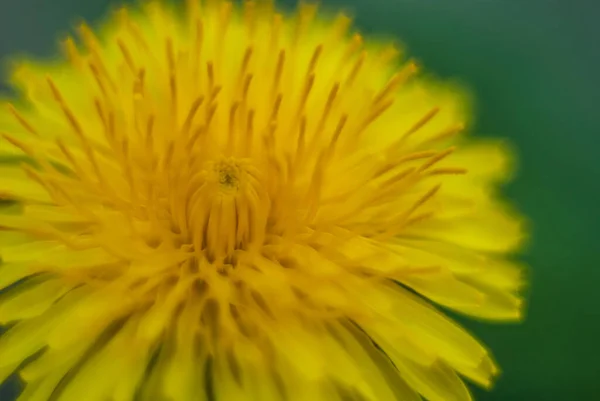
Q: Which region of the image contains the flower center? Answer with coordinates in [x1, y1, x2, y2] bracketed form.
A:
[216, 162, 240, 191]
[165, 156, 270, 265]
[219, 169, 238, 189]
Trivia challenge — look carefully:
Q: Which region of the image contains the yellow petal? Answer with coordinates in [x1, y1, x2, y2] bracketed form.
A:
[340, 321, 422, 401]
[399, 270, 486, 309]
[451, 277, 523, 321]
[272, 327, 327, 381]
[18, 341, 90, 401]
[21, 204, 88, 224]
[17, 370, 72, 401]
[45, 284, 136, 351]
[396, 358, 472, 401]
[0, 166, 52, 203]
[315, 325, 397, 401]
[0, 240, 64, 264]
[50, 316, 146, 401]
[159, 297, 203, 398]
[20, 341, 87, 384]
[403, 203, 525, 253]
[0, 262, 37, 291]
[393, 238, 524, 290]
[0, 286, 87, 382]
[361, 283, 498, 387]
[450, 140, 515, 184]
[1, 241, 118, 271]
[0, 277, 72, 324]
[0, 229, 32, 247]
[111, 338, 156, 400]
[213, 354, 253, 401]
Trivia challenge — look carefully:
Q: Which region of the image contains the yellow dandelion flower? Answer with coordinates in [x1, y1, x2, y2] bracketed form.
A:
[0, 1, 527, 400]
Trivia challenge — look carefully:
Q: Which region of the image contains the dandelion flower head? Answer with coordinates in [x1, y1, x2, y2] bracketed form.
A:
[0, 1, 526, 400]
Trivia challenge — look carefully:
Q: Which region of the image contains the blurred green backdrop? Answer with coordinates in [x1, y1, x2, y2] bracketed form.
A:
[0, 0, 598, 400]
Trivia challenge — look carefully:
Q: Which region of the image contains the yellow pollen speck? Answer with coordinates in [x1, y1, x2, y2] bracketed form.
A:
[0, 1, 527, 401]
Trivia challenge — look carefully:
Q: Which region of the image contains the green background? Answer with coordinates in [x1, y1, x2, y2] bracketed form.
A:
[0, 0, 598, 400]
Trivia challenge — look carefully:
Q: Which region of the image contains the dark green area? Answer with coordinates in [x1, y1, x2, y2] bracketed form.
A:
[1, 0, 598, 400]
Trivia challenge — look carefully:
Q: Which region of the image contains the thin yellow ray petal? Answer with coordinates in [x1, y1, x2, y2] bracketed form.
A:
[400, 271, 486, 309]
[389, 284, 492, 364]
[135, 277, 192, 344]
[160, 301, 207, 401]
[369, 327, 437, 367]
[396, 358, 472, 401]
[0, 262, 37, 291]
[20, 342, 88, 384]
[451, 279, 524, 321]
[391, 239, 524, 290]
[361, 283, 500, 388]
[271, 327, 327, 381]
[340, 321, 422, 401]
[0, 286, 88, 379]
[110, 332, 157, 401]
[1, 242, 118, 271]
[0, 240, 65, 264]
[0, 278, 72, 324]
[17, 371, 69, 401]
[133, 347, 170, 401]
[449, 140, 515, 183]
[217, 339, 286, 401]
[214, 355, 253, 401]
[0, 230, 34, 247]
[45, 285, 137, 351]
[0, 167, 52, 203]
[18, 342, 90, 401]
[403, 204, 525, 253]
[463, 259, 525, 292]
[21, 204, 89, 224]
[316, 327, 392, 401]
[51, 317, 144, 401]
